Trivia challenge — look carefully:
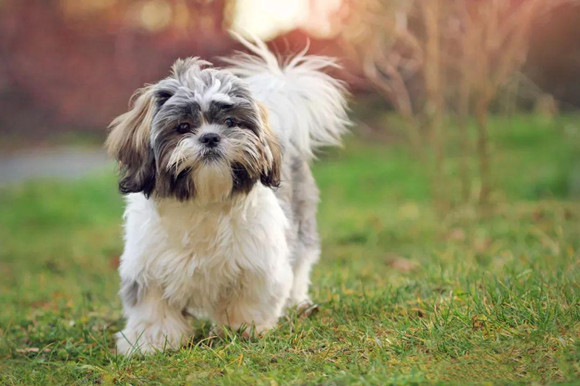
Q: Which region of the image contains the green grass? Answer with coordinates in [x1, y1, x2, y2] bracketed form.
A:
[1, 114, 579, 384]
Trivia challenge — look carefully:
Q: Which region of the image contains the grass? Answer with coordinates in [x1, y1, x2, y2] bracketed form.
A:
[0, 114, 579, 384]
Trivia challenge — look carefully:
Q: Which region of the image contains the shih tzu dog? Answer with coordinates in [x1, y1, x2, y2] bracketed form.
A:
[106, 36, 349, 355]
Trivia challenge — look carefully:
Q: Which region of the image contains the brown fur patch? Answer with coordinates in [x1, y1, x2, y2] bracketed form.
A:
[105, 86, 156, 196]
[257, 103, 282, 188]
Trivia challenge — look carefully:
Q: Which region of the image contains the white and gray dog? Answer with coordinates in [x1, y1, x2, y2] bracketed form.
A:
[106, 36, 349, 355]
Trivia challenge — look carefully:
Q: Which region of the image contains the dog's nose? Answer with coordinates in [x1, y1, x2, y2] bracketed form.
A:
[199, 133, 221, 148]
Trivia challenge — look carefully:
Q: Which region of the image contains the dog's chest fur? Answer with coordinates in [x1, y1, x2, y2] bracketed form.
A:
[121, 186, 289, 317]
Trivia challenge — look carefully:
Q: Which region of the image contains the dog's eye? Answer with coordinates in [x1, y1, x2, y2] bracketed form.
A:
[224, 118, 236, 128]
[176, 122, 191, 133]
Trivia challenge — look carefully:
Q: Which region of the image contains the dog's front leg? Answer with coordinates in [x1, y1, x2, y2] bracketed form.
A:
[213, 264, 293, 337]
[116, 284, 191, 355]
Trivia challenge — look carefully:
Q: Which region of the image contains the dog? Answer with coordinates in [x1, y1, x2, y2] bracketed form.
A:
[106, 36, 349, 355]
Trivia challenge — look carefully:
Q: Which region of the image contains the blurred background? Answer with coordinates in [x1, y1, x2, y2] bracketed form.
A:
[1, 3, 580, 380]
[0, 0, 579, 203]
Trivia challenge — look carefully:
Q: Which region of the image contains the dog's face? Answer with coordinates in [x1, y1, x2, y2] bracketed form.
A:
[106, 58, 281, 202]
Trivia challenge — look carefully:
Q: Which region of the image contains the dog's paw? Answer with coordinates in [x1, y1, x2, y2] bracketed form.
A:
[296, 300, 319, 318]
[210, 322, 272, 341]
[284, 299, 319, 318]
[115, 329, 185, 356]
[115, 331, 144, 356]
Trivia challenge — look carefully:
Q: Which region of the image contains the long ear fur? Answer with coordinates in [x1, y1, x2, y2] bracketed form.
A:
[257, 103, 282, 188]
[106, 86, 156, 197]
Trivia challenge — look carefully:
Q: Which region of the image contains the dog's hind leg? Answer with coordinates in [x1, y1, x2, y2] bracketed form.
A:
[287, 160, 321, 312]
[289, 242, 319, 313]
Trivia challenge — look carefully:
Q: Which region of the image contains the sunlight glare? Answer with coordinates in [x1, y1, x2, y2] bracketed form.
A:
[232, 0, 309, 40]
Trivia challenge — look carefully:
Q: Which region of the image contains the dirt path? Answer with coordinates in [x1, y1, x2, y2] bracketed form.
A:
[0, 147, 111, 186]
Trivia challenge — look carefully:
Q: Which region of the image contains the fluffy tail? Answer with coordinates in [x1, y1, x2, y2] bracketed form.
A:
[223, 34, 350, 159]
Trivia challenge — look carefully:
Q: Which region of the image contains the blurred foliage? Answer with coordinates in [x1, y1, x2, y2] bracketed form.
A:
[339, 0, 580, 205]
[0, 0, 579, 138]
[0, 0, 234, 134]
[1, 0, 579, 207]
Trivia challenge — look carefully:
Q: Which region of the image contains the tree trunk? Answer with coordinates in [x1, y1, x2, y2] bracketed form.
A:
[475, 99, 491, 205]
[458, 57, 471, 203]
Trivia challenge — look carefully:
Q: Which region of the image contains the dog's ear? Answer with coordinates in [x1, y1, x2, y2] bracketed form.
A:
[106, 86, 156, 197]
[257, 103, 282, 188]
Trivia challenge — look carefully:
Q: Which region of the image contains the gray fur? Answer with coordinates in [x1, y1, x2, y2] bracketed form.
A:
[275, 145, 321, 304]
[153, 60, 324, 304]
[120, 278, 144, 308]
[148, 60, 267, 201]
[109, 57, 280, 201]
[110, 56, 338, 311]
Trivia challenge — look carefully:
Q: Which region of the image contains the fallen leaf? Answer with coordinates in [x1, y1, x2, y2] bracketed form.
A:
[386, 255, 419, 273]
[109, 256, 120, 269]
[472, 314, 488, 331]
[446, 228, 465, 241]
[16, 348, 50, 354]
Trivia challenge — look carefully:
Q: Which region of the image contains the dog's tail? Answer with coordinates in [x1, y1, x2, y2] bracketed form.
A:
[223, 34, 350, 159]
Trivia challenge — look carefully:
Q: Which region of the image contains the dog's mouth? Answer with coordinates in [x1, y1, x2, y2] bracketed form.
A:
[202, 149, 223, 162]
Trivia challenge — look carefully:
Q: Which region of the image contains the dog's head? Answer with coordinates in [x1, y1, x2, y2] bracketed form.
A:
[106, 58, 281, 202]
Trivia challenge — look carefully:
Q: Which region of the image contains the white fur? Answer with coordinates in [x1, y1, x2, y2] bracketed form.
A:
[117, 186, 292, 354]
[224, 33, 350, 159]
[115, 36, 349, 355]
[191, 161, 234, 203]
